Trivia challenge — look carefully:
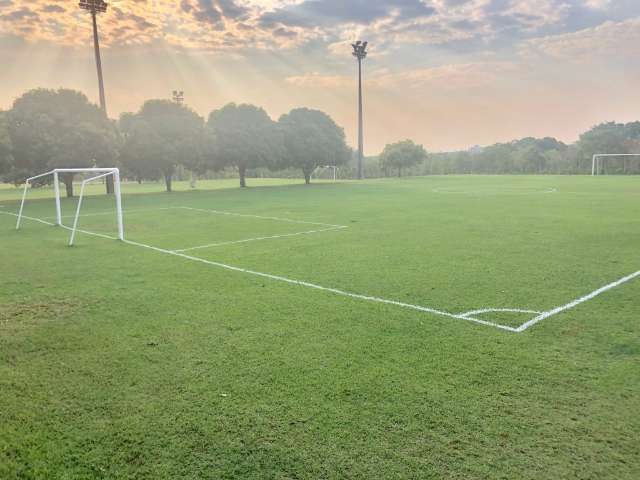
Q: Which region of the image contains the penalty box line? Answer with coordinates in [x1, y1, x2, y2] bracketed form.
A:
[4, 210, 639, 333]
[0, 210, 514, 332]
[175, 206, 348, 229]
[42, 207, 175, 220]
[173, 226, 347, 253]
[39, 205, 349, 252]
[122, 237, 519, 333]
[37, 205, 347, 229]
[168, 206, 350, 252]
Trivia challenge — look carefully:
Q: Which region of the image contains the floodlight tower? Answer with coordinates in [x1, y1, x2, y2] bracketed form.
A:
[352, 40, 368, 180]
[79, 1, 109, 116]
[172, 90, 185, 105]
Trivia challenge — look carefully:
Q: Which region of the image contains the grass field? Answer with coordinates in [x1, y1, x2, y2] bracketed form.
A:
[1, 175, 639, 478]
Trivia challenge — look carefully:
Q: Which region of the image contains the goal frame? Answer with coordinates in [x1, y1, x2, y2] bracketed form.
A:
[16, 168, 124, 244]
[592, 154, 640, 176]
[313, 165, 338, 181]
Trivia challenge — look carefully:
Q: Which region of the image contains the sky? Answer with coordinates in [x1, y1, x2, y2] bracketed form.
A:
[1, 0, 639, 153]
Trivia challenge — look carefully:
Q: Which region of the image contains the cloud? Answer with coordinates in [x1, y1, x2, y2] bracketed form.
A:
[260, 0, 436, 28]
[522, 17, 640, 61]
[0, 0, 289, 50]
[582, 0, 611, 9]
[286, 61, 517, 90]
[286, 72, 352, 88]
[1, 6, 39, 22]
[0, 0, 637, 57]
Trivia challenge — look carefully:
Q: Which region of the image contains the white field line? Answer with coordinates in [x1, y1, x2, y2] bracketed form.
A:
[432, 188, 557, 195]
[515, 270, 640, 332]
[42, 207, 174, 220]
[123, 238, 519, 333]
[2, 210, 516, 332]
[5, 210, 639, 334]
[177, 206, 347, 229]
[2, 212, 54, 227]
[1, 211, 118, 241]
[174, 226, 347, 253]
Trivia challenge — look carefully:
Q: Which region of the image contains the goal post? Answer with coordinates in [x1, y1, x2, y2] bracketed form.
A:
[16, 167, 124, 245]
[592, 154, 640, 176]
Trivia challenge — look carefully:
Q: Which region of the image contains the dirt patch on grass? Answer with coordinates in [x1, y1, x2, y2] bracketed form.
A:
[0, 298, 81, 328]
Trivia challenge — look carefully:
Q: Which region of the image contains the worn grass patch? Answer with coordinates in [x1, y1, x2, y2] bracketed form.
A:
[0, 298, 81, 329]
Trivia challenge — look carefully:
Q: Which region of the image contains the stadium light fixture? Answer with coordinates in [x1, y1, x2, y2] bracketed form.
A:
[79, 1, 109, 116]
[172, 90, 185, 105]
[352, 40, 368, 180]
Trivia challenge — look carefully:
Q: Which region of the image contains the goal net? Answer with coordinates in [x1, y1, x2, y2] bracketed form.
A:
[16, 168, 124, 246]
[592, 154, 640, 175]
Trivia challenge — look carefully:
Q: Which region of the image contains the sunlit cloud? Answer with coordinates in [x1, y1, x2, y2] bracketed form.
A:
[0, 0, 604, 53]
[522, 17, 640, 61]
[286, 62, 517, 90]
[0, 0, 310, 50]
[2, 1, 640, 152]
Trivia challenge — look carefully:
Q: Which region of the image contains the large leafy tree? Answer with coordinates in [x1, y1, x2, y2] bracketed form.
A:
[577, 122, 640, 173]
[207, 103, 280, 187]
[7, 88, 118, 196]
[379, 140, 427, 177]
[119, 100, 204, 192]
[278, 108, 351, 184]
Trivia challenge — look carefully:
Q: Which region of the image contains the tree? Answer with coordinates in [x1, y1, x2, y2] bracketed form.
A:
[207, 103, 280, 187]
[379, 140, 427, 177]
[0, 111, 13, 179]
[119, 100, 204, 192]
[7, 88, 118, 196]
[119, 113, 164, 184]
[577, 122, 628, 173]
[278, 108, 351, 184]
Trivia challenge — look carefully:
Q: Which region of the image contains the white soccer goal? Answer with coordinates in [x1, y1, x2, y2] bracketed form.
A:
[312, 165, 339, 181]
[16, 168, 124, 246]
[592, 154, 640, 176]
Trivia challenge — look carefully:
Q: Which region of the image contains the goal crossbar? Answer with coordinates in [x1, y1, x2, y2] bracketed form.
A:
[592, 154, 640, 176]
[16, 167, 124, 245]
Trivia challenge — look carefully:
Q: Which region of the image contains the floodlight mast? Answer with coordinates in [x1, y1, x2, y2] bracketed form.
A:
[79, 1, 108, 116]
[352, 41, 368, 180]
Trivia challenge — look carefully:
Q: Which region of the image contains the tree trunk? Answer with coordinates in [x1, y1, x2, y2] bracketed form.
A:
[165, 173, 172, 192]
[63, 173, 74, 198]
[239, 165, 247, 188]
[105, 175, 114, 194]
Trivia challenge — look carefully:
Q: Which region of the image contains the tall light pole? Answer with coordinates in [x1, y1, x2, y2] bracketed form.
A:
[80, 1, 112, 193]
[352, 41, 368, 180]
[79, 1, 108, 116]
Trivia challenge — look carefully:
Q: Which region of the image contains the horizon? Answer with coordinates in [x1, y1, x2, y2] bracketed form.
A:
[1, 0, 639, 154]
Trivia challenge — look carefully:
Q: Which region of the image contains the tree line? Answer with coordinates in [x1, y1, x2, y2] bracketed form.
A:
[370, 124, 640, 177]
[0, 88, 351, 196]
[1, 88, 638, 197]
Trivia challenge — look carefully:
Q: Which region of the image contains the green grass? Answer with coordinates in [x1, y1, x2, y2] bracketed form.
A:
[0, 178, 327, 202]
[1, 175, 639, 479]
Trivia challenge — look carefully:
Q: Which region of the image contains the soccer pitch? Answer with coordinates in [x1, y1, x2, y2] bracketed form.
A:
[1, 176, 639, 478]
